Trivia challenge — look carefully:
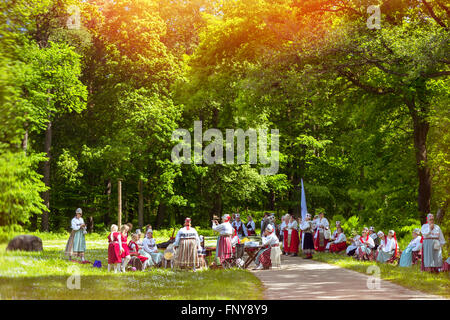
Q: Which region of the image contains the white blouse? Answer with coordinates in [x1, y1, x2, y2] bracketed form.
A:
[212, 221, 233, 236]
[421, 224, 446, 246]
[231, 220, 248, 237]
[333, 233, 346, 244]
[287, 220, 298, 234]
[142, 237, 158, 254]
[407, 236, 422, 252]
[262, 233, 279, 247]
[300, 220, 313, 232]
[379, 237, 396, 253]
[173, 227, 201, 248]
[246, 220, 256, 231]
[71, 217, 85, 231]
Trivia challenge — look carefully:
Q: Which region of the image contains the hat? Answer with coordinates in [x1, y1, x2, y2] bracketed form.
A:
[265, 224, 274, 233]
[377, 231, 384, 237]
[369, 226, 375, 231]
[336, 221, 341, 226]
[413, 228, 420, 234]
[222, 214, 231, 222]
[76, 208, 82, 214]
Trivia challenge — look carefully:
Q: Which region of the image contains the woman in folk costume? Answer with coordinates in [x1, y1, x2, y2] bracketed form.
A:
[346, 232, 361, 256]
[376, 230, 398, 263]
[313, 211, 330, 252]
[300, 213, 315, 259]
[128, 233, 149, 265]
[141, 230, 163, 268]
[65, 208, 87, 261]
[286, 215, 300, 256]
[119, 224, 131, 272]
[331, 221, 341, 240]
[246, 215, 256, 236]
[212, 214, 234, 264]
[328, 226, 347, 253]
[421, 213, 446, 273]
[399, 228, 422, 267]
[254, 224, 280, 270]
[231, 214, 248, 238]
[174, 218, 201, 271]
[354, 227, 375, 260]
[281, 214, 289, 255]
[107, 224, 123, 272]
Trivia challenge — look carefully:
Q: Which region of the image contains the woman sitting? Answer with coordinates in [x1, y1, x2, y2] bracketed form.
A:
[327, 226, 347, 253]
[376, 230, 398, 263]
[346, 232, 361, 256]
[128, 233, 149, 268]
[399, 228, 422, 267]
[254, 224, 280, 270]
[354, 227, 375, 261]
[141, 230, 164, 268]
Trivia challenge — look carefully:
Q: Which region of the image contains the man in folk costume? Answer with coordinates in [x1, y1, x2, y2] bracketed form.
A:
[300, 213, 315, 259]
[313, 210, 330, 252]
[254, 224, 280, 270]
[327, 226, 347, 253]
[246, 215, 256, 236]
[399, 228, 422, 267]
[65, 208, 87, 262]
[173, 218, 201, 271]
[421, 213, 446, 273]
[212, 214, 233, 265]
[375, 230, 398, 263]
[354, 227, 375, 260]
[231, 214, 248, 238]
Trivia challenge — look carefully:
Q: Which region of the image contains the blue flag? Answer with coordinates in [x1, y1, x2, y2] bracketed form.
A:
[301, 179, 307, 220]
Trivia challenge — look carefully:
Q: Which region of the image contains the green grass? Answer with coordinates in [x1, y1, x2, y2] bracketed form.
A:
[312, 252, 450, 298]
[0, 234, 264, 300]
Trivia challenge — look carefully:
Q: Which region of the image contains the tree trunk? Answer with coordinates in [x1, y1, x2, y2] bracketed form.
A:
[22, 127, 28, 155]
[407, 98, 431, 223]
[41, 118, 52, 232]
[436, 198, 448, 225]
[155, 203, 166, 229]
[138, 179, 144, 229]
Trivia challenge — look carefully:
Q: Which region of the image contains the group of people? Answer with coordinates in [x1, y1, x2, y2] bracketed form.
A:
[64, 208, 448, 274]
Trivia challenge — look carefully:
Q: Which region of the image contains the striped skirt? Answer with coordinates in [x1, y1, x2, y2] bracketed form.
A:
[65, 230, 86, 257]
[421, 239, 443, 271]
[174, 238, 198, 269]
[256, 246, 272, 267]
[217, 235, 232, 263]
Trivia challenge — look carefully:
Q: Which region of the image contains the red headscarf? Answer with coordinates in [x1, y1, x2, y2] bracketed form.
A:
[185, 218, 191, 230]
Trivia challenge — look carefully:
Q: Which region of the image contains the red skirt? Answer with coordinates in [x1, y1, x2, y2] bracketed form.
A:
[121, 236, 130, 258]
[314, 230, 328, 252]
[329, 241, 347, 253]
[284, 230, 299, 254]
[217, 235, 232, 263]
[108, 242, 122, 264]
[258, 247, 272, 268]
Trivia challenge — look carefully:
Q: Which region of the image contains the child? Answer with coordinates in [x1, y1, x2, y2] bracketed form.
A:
[128, 233, 149, 268]
[120, 224, 131, 272]
[108, 224, 123, 273]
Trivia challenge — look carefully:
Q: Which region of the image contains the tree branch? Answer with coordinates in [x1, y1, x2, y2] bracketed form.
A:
[421, 0, 448, 30]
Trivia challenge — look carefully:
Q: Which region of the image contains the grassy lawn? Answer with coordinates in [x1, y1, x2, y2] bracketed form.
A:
[312, 252, 450, 298]
[0, 233, 264, 300]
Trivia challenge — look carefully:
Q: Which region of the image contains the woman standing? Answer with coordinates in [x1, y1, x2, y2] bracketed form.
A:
[65, 208, 87, 262]
[300, 213, 315, 259]
[281, 214, 289, 254]
[313, 211, 330, 252]
[421, 214, 446, 273]
[212, 214, 233, 265]
[107, 224, 123, 272]
[245, 215, 256, 236]
[286, 215, 300, 256]
[119, 224, 131, 272]
[173, 218, 201, 271]
[141, 230, 163, 268]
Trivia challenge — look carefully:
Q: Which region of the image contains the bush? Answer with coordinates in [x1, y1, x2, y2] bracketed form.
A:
[0, 224, 24, 243]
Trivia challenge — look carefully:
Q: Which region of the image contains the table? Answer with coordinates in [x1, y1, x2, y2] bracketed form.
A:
[243, 245, 263, 269]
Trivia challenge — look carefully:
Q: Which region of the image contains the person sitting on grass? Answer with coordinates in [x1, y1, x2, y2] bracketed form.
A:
[399, 228, 422, 267]
[369, 226, 380, 250]
[346, 231, 361, 256]
[327, 226, 347, 253]
[354, 227, 375, 261]
[128, 233, 149, 268]
[141, 229, 163, 268]
[376, 230, 398, 263]
[107, 224, 123, 273]
[254, 224, 280, 270]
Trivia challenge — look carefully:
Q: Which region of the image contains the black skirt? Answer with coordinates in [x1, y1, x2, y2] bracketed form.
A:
[302, 232, 314, 250]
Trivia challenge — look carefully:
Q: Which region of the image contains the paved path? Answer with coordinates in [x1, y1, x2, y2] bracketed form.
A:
[249, 255, 446, 300]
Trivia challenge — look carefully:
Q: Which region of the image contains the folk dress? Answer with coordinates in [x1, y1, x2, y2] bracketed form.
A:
[141, 237, 163, 267]
[65, 217, 86, 258]
[212, 222, 233, 263]
[313, 217, 329, 252]
[420, 223, 446, 272]
[173, 226, 201, 269]
[231, 220, 248, 238]
[128, 240, 149, 264]
[328, 233, 347, 253]
[284, 220, 299, 254]
[246, 220, 256, 236]
[355, 235, 375, 259]
[300, 220, 315, 256]
[255, 232, 279, 268]
[376, 237, 397, 263]
[399, 236, 422, 267]
[107, 232, 122, 264]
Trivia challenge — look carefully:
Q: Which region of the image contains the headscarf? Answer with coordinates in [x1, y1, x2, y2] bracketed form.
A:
[222, 214, 231, 223]
[426, 213, 434, 222]
[266, 224, 274, 234]
[369, 226, 375, 232]
[336, 221, 341, 226]
[185, 217, 191, 230]
[76, 208, 82, 214]
[389, 230, 398, 257]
